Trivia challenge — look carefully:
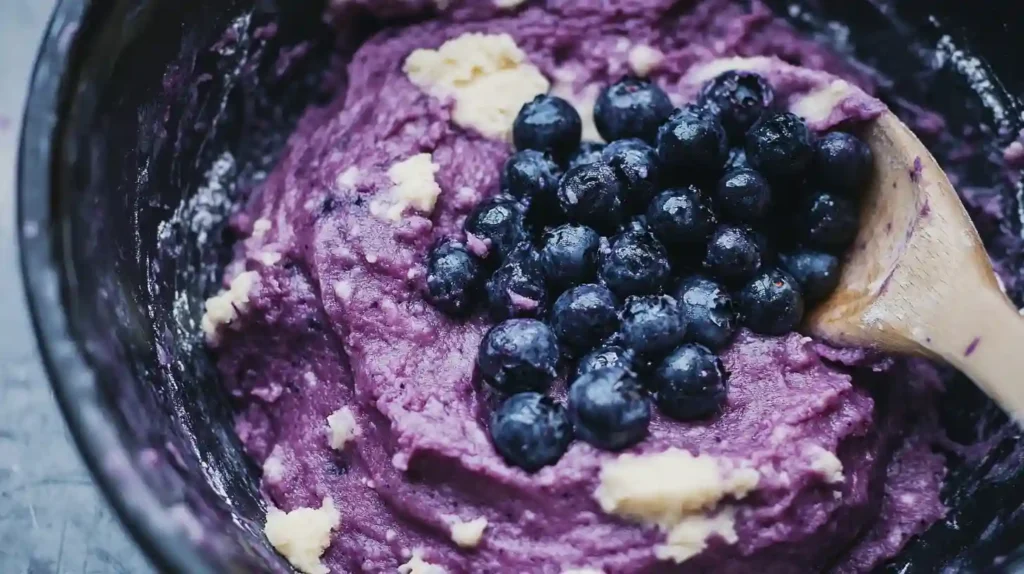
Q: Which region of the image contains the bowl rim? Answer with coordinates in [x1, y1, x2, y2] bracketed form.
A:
[17, 1, 219, 573]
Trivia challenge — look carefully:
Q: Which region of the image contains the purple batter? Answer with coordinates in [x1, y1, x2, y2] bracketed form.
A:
[209, 1, 950, 572]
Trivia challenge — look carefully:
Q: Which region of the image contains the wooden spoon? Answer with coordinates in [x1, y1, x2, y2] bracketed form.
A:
[807, 110, 1024, 419]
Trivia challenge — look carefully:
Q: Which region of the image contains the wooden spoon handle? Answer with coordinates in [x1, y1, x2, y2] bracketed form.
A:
[925, 287, 1024, 420]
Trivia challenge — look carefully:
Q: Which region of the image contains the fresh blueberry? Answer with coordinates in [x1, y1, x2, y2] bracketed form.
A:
[675, 276, 736, 351]
[703, 225, 763, 284]
[486, 243, 548, 320]
[599, 229, 672, 298]
[737, 268, 805, 335]
[513, 95, 583, 160]
[490, 392, 573, 472]
[602, 138, 662, 212]
[576, 345, 634, 379]
[656, 104, 729, 179]
[778, 250, 840, 304]
[551, 284, 620, 354]
[539, 224, 601, 290]
[557, 162, 626, 233]
[567, 142, 606, 170]
[568, 367, 651, 450]
[797, 191, 858, 253]
[594, 77, 674, 143]
[810, 131, 873, 196]
[464, 196, 528, 262]
[618, 295, 687, 358]
[424, 239, 485, 317]
[698, 71, 775, 141]
[478, 319, 560, 394]
[500, 150, 562, 219]
[716, 168, 771, 223]
[745, 112, 814, 179]
[653, 344, 728, 420]
[726, 147, 750, 171]
[646, 186, 718, 250]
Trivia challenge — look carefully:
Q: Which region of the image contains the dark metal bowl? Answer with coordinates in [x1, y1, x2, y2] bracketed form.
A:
[17, 0, 1024, 572]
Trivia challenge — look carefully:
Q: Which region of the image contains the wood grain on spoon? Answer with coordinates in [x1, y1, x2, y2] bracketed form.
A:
[807, 110, 1024, 419]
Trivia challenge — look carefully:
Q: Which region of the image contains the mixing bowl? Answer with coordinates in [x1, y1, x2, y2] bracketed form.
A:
[17, 0, 1024, 571]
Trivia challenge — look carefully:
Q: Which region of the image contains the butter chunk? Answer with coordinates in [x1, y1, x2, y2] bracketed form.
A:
[201, 271, 259, 344]
[449, 516, 488, 548]
[371, 153, 442, 222]
[264, 497, 341, 574]
[404, 33, 550, 140]
[398, 551, 447, 574]
[326, 406, 361, 451]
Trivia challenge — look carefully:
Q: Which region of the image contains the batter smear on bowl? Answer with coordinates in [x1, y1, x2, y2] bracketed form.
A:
[205, 1, 949, 572]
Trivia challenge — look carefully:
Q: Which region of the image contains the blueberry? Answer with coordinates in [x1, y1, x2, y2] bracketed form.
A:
[725, 147, 750, 171]
[646, 186, 718, 250]
[464, 196, 528, 262]
[567, 142, 606, 170]
[656, 104, 729, 178]
[653, 344, 728, 420]
[716, 168, 771, 223]
[551, 284, 620, 354]
[698, 71, 775, 141]
[490, 393, 573, 472]
[576, 345, 634, 379]
[797, 191, 858, 253]
[513, 95, 583, 160]
[478, 319, 560, 393]
[500, 150, 562, 219]
[703, 225, 763, 283]
[557, 162, 626, 233]
[539, 224, 601, 290]
[594, 77, 674, 144]
[619, 295, 687, 358]
[568, 367, 651, 450]
[745, 112, 814, 179]
[599, 229, 672, 298]
[424, 239, 485, 317]
[737, 268, 805, 335]
[486, 243, 548, 320]
[675, 276, 736, 351]
[779, 250, 840, 304]
[810, 132, 873, 196]
[602, 138, 662, 212]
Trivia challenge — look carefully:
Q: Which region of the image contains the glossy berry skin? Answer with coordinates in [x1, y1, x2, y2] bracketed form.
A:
[551, 284, 620, 354]
[599, 229, 673, 298]
[726, 147, 750, 171]
[778, 250, 840, 304]
[567, 142, 606, 170]
[737, 268, 805, 335]
[656, 104, 729, 178]
[486, 244, 548, 321]
[557, 162, 626, 233]
[646, 186, 718, 250]
[602, 138, 663, 212]
[798, 191, 858, 253]
[653, 344, 728, 420]
[594, 77, 674, 143]
[675, 276, 736, 351]
[618, 295, 687, 358]
[568, 367, 651, 451]
[424, 240, 485, 317]
[745, 112, 815, 179]
[513, 95, 583, 160]
[698, 71, 775, 141]
[704, 225, 764, 284]
[500, 150, 562, 219]
[575, 345, 634, 379]
[810, 131, 873, 196]
[464, 196, 528, 262]
[478, 319, 560, 394]
[490, 393, 573, 472]
[716, 168, 772, 223]
[539, 224, 601, 290]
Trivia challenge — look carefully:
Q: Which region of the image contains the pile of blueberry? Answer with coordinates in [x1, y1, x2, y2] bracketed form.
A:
[424, 71, 874, 472]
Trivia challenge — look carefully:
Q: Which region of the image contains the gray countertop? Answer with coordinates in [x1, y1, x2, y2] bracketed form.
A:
[0, 2, 153, 572]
